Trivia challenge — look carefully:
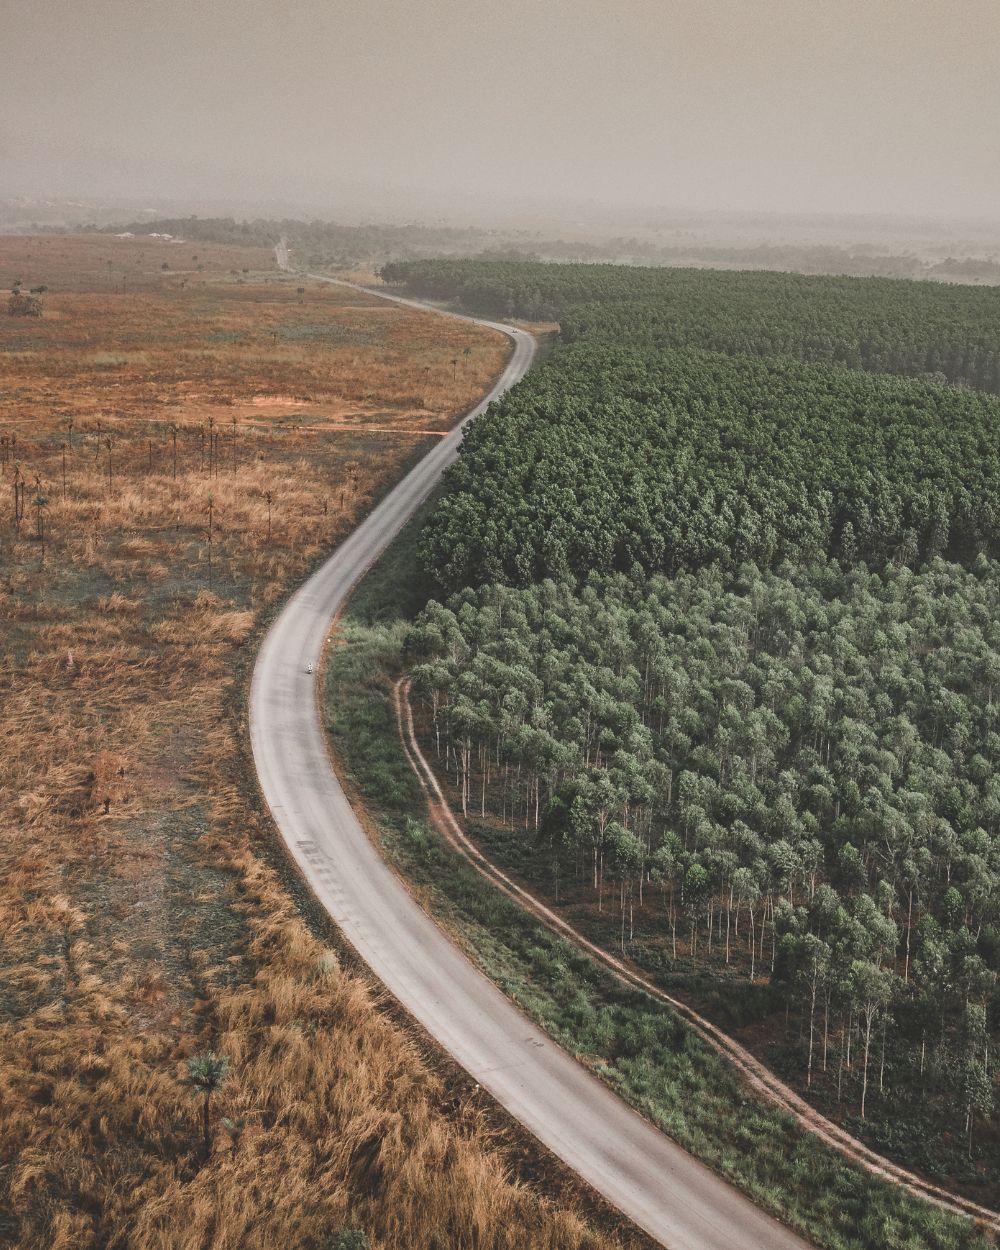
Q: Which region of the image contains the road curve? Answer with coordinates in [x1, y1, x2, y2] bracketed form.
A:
[249, 274, 811, 1250]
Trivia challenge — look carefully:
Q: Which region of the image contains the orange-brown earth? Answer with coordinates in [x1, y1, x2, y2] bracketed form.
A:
[0, 235, 632, 1250]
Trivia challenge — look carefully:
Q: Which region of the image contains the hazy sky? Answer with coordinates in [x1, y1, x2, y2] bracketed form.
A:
[4, 0, 1000, 219]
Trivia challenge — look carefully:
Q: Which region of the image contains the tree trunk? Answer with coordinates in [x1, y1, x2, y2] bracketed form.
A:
[203, 1094, 212, 1161]
[904, 888, 913, 984]
[837, 1018, 845, 1102]
[670, 882, 677, 960]
[725, 885, 733, 964]
[860, 1013, 873, 1119]
[748, 906, 756, 980]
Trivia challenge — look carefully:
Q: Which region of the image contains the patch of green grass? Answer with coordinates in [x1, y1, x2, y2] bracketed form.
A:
[324, 506, 996, 1250]
[273, 322, 380, 345]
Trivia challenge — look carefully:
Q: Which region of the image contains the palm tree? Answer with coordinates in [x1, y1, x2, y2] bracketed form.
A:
[186, 1051, 229, 1161]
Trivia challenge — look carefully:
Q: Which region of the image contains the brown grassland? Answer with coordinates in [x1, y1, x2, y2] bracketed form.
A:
[0, 235, 632, 1250]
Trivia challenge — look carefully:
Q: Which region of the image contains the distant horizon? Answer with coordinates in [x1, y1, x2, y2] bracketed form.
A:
[3, 189, 1000, 243]
[6, 1, 1000, 224]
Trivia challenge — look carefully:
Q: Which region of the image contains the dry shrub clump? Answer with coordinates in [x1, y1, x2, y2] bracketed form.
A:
[0, 237, 623, 1249]
[5, 846, 603, 1250]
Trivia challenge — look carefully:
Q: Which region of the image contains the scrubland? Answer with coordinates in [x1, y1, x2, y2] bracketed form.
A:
[0, 236, 624, 1249]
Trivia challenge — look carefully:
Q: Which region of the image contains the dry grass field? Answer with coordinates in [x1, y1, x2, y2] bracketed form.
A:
[0, 235, 627, 1250]
[1, 231, 273, 292]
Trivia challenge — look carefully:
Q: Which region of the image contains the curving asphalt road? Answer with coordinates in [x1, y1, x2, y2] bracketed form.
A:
[249, 274, 811, 1250]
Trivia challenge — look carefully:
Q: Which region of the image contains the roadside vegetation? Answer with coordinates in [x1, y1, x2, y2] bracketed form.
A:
[0, 235, 626, 1250]
[96, 215, 1000, 284]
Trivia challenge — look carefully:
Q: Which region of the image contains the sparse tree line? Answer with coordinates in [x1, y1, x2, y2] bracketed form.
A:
[100, 214, 538, 271]
[92, 215, 1000, 285]
[2, 418, 360, 552]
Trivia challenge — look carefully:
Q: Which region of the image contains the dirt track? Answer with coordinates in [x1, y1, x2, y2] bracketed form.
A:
[394, 675, 1000, 1235]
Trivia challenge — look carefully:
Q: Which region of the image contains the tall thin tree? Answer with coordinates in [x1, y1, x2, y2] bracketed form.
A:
[186, 1052, 229, 1162]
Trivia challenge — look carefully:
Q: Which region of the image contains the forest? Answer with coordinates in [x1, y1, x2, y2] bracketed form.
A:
[382, 260, 1000, 391]
[406, 564, 999, 1157]
[387, 258, 1000, 1189]
[417, 345, 1000, 591]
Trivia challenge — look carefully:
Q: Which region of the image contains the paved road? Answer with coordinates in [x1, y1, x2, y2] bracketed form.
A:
[249, 276, 811, 1249]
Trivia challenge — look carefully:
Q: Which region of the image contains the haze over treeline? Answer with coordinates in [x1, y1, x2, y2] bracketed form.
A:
[4, 0, 1000, 223]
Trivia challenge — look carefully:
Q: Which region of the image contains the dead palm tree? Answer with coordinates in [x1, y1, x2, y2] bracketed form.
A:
[207, 416, 216, 477]
[12, 460, 23, 532]
[33, 491, 48, 553]
[206, 493, 215, 586]
[33, 481, 46, 532]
